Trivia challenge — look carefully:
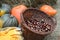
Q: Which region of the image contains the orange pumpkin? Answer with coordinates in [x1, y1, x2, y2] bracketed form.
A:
[11, 5, 27, 24]
[40, 5, 57, 16]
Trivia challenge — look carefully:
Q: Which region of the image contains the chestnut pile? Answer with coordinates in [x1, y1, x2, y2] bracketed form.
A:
[25, 19, 51, 32]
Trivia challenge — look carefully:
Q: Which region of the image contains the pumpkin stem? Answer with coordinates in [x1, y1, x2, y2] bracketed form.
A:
[10, 15, 14, 18]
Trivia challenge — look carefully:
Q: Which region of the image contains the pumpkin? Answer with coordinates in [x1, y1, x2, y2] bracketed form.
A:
[40, 5, 57, 16]
[11, 5, 27, 24]
[1, 14, 18, 27]
[0, 27, 23, 40]
[0, 4, 11, 16]
[0, 10, 6, 16]
[0, 19, 4, 28]
[1, 4, 11, 13]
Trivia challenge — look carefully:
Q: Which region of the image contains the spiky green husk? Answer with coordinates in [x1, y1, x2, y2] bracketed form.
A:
[0, 0, 57, 7]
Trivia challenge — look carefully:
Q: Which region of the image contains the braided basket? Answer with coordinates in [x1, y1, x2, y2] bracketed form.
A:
[21, 8, 57, 40]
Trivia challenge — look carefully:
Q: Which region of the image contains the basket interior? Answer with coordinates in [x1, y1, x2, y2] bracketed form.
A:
[22, 9, 56, 35]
